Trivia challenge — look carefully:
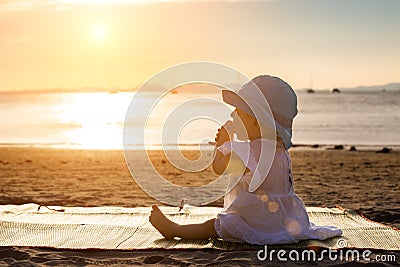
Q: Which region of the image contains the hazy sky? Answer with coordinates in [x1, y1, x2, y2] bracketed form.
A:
[0, 0, 399, 91]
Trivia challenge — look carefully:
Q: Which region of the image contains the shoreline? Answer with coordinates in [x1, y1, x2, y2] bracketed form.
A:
[0, 143, 399, 152]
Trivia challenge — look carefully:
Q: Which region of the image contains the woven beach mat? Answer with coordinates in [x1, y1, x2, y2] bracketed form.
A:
[0, 204, 399, 250]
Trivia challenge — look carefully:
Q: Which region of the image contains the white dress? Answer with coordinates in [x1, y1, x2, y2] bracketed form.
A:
[214, 139, 343, 245]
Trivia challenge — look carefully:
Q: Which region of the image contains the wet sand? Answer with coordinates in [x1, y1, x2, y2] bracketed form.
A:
[0, 147, 399, 266]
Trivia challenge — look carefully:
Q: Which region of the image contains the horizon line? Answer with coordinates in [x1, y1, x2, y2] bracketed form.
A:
[1, 81, 399, 94]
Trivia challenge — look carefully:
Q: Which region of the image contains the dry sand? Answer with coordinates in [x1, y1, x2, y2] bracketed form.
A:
[0, 147, 399, 266]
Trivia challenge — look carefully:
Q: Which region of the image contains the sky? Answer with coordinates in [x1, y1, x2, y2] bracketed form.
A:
[0, 0, 399, 91]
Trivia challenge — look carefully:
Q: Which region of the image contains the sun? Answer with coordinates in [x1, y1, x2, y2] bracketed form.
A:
[92, 24, 106, 42]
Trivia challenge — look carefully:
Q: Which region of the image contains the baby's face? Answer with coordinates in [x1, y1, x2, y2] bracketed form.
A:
[231, 108, 261, 140]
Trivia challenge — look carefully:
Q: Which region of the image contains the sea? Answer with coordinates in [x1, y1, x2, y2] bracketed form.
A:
[1, 89, 399, 150]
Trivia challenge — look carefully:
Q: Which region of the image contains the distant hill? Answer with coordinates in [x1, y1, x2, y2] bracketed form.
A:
[300, 82, 400, 92]
[341, 83, 400, 92]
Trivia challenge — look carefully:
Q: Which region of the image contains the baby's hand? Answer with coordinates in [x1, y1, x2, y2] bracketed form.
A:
[215, 120, 234, 146]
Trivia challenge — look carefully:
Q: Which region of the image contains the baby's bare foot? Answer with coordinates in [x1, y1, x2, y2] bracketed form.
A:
[149, 205, 178, 239]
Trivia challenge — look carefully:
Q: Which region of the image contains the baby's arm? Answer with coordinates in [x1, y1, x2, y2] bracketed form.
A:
[212, 149, 231, 175]
[212, 121, 234, 175]
[212, 121, 249, 176]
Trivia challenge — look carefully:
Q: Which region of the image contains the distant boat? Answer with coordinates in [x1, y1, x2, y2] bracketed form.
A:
[332, 88, 341, 93]
[306, 89, 315, 94]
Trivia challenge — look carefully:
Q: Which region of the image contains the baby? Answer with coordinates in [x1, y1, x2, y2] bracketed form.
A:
[149, 75, 342, 244]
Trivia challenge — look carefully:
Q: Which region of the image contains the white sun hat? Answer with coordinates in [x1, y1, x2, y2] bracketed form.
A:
[222, 75, 298, 149]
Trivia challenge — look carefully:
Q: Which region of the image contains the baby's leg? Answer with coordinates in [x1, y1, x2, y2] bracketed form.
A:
[149, 205, 218, 239]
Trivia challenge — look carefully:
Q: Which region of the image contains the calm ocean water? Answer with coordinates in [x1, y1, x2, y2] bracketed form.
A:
[0, 90, 399, 149]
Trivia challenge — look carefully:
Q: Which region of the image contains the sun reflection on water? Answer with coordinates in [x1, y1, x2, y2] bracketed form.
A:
[56, 92, 131, 149]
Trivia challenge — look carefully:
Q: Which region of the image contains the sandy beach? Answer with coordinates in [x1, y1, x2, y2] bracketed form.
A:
[0, 146, 399, 266]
